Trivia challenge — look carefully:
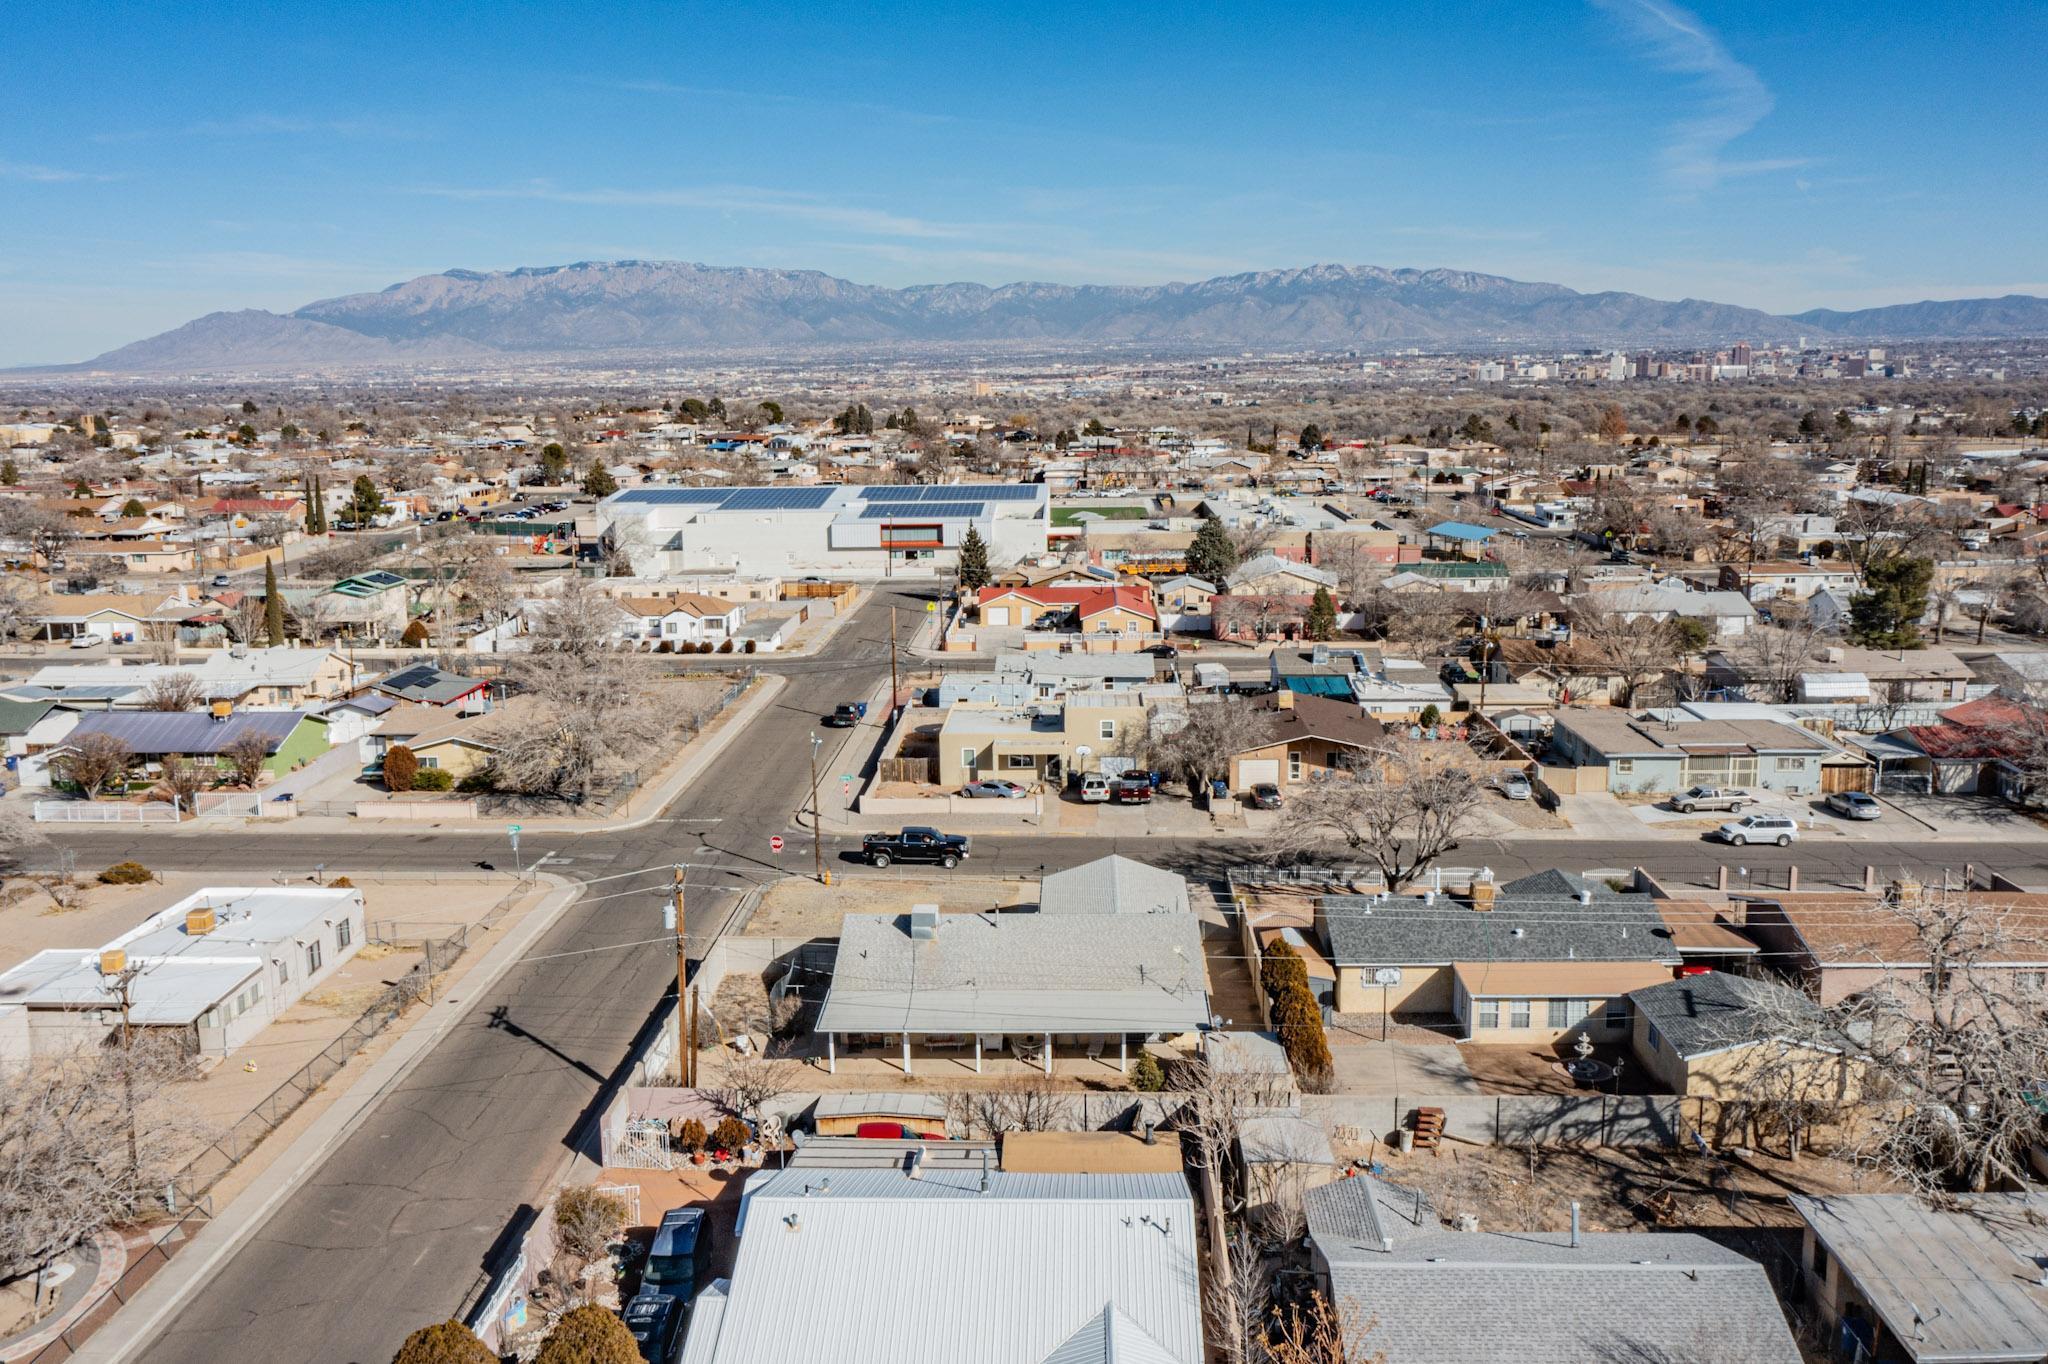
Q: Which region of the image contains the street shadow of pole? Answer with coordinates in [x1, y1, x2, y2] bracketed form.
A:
[485, 1004, 605, 1084]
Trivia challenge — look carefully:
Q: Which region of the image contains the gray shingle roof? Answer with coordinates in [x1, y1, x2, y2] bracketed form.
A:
[1306, 1176, 1800, 1363]
[1038, 856, 1190, 917]
[1319, 878, 1680, 968]
[1628, 972, 1837, 1060]
[818, 912, 1210, 1037]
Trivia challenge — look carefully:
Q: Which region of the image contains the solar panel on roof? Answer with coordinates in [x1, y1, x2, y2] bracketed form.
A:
[721, 487, 836, 511]
[860, 503, 987, 519]
[615, 488, 728, 505]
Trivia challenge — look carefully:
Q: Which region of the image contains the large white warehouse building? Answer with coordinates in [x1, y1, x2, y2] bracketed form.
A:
[598, 483, 1049, 576]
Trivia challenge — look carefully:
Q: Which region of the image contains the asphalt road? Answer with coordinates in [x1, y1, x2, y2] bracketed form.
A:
[34, 581, 2047, 1363]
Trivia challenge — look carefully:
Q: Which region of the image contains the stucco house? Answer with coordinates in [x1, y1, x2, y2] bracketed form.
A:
[1548, 711, 1833, 795]
[1227, 691, 1384, 790]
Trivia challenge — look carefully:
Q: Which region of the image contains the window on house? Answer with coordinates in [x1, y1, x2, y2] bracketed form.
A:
[276, 956, 289, 984]
[1288, 751, 1303, 781]
[336, 919, 352, 950]
[1774, 757, 1803, 771]
[1603, 998, 1628, 1028]
[1005, 754, 1035, 770]
[306, 941, 322, 974]
[1648, 1023, 1664, 1052]
[421, 756, 439, 769]
[2019, 972, 2046, 992]
[1810, 1239, 1829, 1282]
[1509, 1000, 1532, 1029]
[961, 747, 978, 771]
[1614, 759, 1635, 774]
[1546, 998, 1570, 1028]
[1099, 720, 1116, 740]
[1476, 1000, 1499, 1030]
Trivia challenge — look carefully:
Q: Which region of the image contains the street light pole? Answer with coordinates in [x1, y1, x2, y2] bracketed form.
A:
[808, 731, 825, 884]
[670, 864, 690, 1083]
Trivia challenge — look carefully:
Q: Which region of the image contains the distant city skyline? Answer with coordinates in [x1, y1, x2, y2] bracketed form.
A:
[4, 0, 2043, 365]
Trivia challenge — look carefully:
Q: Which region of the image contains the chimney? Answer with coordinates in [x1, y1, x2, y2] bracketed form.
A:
[1570, 1202, 1582, 1248]
[1471, 880, 1497, 912]
[1275, 688, 1294, 710]
[979, 1146, 991, 1193]
[1142, 1119, 1157, 1145]
[97, 949, 127, 976]
[906, 1147, 925, 1180]
[185, 907, 216, 936]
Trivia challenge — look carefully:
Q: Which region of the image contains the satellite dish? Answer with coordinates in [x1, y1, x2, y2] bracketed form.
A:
[788, 1127, 809, 1148]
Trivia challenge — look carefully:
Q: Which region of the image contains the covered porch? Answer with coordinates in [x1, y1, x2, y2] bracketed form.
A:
[820, 1028, 1158, 1077]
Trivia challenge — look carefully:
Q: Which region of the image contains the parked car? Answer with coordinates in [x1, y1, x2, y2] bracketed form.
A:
[621, 1293, 682, 1363]
[1495, 771, 1533, 800]
[960, 779, 1028, 799]
[640, 1208, 710, 1299]
[67, 634, 99, 649]
[1231, 679, 1278, 697]
[1716, 813, 1799, 847]
[1248, 783, 1283, 810]
[210, 573, 233, 588]
[862, 827, 970, 868]
[822, 702, 866, 727]
[1078, 773, 1113, 803]
[1825, 790, 1882, 820]
[1672, 786, 1751, 814]
[1146, 643, 1179, 658]
[1110, 777, 1153, 804]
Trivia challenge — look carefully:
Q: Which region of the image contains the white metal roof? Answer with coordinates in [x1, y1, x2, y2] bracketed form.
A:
[1038, 856, 1191, 917]
[682, 1169, 1200, 1364]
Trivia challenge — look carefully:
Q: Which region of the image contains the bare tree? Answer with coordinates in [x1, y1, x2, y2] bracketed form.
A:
[221, 732, 272, 788]
[52, 732, 134, 800]
[1272, 737, 1483, 888]
[707, 1049, 799, 1125]
[141, 671, 205, 712]
[1149, 700, 1272, 798]
[246, 513, 295, 550]
[153, 757, 211, 811]
[139, 620, 181, 667]
[1567, 603, 1679, 707]
[0, 573, 36, 640]
[0, 1034, 207, 1281]
[1725, 611, 1827, 703]
[951, 1078, 1067, 1137]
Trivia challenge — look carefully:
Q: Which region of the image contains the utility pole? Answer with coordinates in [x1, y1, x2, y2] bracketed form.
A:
[109, 965, 140, 1181]
[889, 606, 899, 714]
[808, 731, 825, 884]
[671, 865, 689, 1083]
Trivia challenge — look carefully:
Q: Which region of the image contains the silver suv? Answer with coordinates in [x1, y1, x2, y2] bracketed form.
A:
[1716, 813, 1799, 847]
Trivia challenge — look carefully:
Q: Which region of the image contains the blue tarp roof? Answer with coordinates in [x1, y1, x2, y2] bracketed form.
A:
[1284, 676, 1355, 698]
[1426, 521, 1497, 542]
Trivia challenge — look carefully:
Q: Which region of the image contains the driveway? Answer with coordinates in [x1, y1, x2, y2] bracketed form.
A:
[1327, 1039, 1482, 1097]
[1878, 793, 2048, 841]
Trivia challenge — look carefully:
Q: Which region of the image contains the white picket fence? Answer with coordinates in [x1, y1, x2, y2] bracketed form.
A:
[33, 800, 180, 824]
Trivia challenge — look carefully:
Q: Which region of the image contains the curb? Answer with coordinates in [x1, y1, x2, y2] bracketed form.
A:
[71, 874, 586, 1364]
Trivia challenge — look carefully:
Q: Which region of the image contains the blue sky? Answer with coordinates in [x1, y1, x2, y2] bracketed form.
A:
[3, 0, 2043, 365]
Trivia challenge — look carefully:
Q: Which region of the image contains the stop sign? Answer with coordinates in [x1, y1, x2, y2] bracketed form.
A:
[769, 835, 784, 852]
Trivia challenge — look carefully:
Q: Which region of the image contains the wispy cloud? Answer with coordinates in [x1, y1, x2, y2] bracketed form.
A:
[0, 159, 109, 183]
[92, 115, 418, 144]
[412, 181, 974, 240]
[1592, 0, 1806, 193]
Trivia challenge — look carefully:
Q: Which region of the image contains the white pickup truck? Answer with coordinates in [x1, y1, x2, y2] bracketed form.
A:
[1671, 786, 1752, 814]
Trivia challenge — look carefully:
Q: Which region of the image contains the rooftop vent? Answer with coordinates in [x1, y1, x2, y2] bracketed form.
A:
[1578, 889, 1593, 905]
[185, 907, 217, 936]
[97, 949, 126, 976]
[909, 905, 940, 941]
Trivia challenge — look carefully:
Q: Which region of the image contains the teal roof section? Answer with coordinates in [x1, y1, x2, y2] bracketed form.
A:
[1426, 520, 1498, 541]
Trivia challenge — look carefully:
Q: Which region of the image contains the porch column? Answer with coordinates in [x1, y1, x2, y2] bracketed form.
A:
[826, 1032, 836, 1075]
[1119, 1035, 1127, 1074]
[974, 1034, 982, 1074]
[1044, 1032, 1054, 1076]
[902, 1032, 912, 1076]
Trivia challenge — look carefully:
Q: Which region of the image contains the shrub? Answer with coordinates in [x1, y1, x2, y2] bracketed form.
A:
[676, 1118, 707, 1152]
[383, 745, 419, 793]
[413, 768, 453, 792]
[1418, 703, 1441, 729]
[535, 1303, 639, 1364]
[553, 1185, 630, 1265]
[697, 641, 715, 654]
[391, 1319, 495, 1364]
[743, 639, 757, 653]
[98, 861, 152, 885]
[400, 620, 430, 647]
[1130, 1052, 1165, 1092]
[711, 1116, 750, 1151]
[328, 875, 354, 888]
[1260, 941, 1308, 998]
[455, 770, 497, 793]
[717, 638, 733, 653]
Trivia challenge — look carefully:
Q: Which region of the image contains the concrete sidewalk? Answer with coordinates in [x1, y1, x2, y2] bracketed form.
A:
[68, 874, 586, 1364]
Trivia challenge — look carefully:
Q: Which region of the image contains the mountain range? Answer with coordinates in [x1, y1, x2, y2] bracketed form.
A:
[60, 260, 2048, 373]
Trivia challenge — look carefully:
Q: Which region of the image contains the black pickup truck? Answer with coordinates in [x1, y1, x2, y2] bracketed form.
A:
[862, 827, 970, 868]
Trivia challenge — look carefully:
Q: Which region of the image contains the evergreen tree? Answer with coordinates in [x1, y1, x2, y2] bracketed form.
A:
[348, 475, 384, 523]
[535, 1304, 639, 1364]
[1298, 423, 1324, 451]
[1306, 586, 1337, 641]
[539, 442, 570, 482]
[956, 527, 991, 591]
[582, 462, 619, 498]
[312, 474, 327, 533]
[1082, 417, 1107, 437]
[391, 1320, 495, 1364]
[120, 498, 146, 517]
[1848, 555, 1933, 650]
[0, 457, 16, 484]
[263, 558, 286, 646]
[303, 475, 318, 533]
[1185, 511, 1238, 585]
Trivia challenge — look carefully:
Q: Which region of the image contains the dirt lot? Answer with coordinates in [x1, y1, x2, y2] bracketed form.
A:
[742, 873, 1035, 937]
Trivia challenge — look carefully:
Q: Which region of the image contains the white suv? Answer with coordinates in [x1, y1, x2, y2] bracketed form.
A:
[1716, 813, 1799, 847]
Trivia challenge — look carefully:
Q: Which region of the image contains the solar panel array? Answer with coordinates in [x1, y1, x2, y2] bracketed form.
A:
[614, 488, 733, 505]
[719, 487, 839, 511]
[858, 502, 988, 520]
[854, 484, 1041, 503]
